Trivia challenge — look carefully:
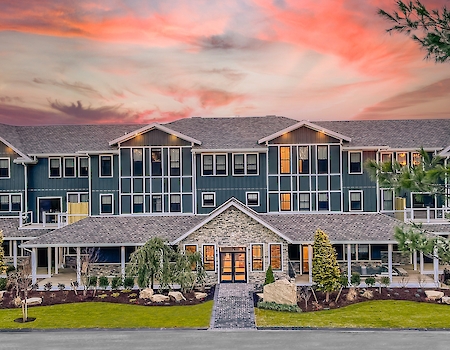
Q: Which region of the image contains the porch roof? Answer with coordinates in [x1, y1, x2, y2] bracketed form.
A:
[0, 218, 53, 239]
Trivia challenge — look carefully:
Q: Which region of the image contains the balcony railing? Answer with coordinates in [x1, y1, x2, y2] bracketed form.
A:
[381, 207, 449, 223]
[18, 211, 88, 229]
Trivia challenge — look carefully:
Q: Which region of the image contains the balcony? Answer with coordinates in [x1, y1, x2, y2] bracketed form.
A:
[19, 211, 88, 230]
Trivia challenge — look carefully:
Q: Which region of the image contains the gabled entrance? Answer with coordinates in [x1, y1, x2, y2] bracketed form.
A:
[219, 247, 246, 283]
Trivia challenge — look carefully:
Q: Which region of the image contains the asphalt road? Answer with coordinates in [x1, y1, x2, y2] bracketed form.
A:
[1, 329, 450, 350]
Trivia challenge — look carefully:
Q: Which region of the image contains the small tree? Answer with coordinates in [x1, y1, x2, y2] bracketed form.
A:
[365, 276, 376, 288]
[80, 247, 99, 296]
[264, 265, 275, 285]
[351, 272, 361, 287]
[0, 231, 4, 274]
[171, 249, 205, 293]
[312, 229, 341, 302]
[8, 258, 32, 321]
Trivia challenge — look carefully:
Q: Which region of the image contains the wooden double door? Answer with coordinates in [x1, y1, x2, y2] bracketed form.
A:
[219, 247, 246, 283]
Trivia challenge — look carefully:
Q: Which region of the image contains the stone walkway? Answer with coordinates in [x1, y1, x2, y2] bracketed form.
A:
[210, 283, 256, 330]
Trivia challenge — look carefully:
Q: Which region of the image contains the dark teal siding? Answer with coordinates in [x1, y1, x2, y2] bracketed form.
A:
[91, 155, 119, 215]
[270, 126, 340, 144]
[121, 129, 190, 147]
[0, 142, 24, 192]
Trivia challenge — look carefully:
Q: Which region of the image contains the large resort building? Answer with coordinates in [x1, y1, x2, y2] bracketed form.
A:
[1, 116, 450, 286]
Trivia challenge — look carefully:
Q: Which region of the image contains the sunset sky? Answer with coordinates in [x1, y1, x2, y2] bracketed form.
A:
[1, 0, 449, 126]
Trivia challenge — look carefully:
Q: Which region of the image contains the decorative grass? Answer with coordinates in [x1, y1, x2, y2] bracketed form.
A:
[255, 300, 450, 329]
[0, 301, 213, 329]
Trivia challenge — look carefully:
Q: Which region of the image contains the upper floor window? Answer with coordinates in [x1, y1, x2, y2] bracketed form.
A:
[396, 152, 408, 167]
[68, 192, 88, 203]
[318, 192, 329, 211]
[0, 194, 21, 212]
[381, 189, 393, 211]
[349, 191, 363, 211]
[49, 157, 61, 178]
[64, 157, 76, 177]
[299, 193, 310, 211]
[317, 146, 328, 174]
[133, 149, 143, 176]
[133, 195, 144, 213]
[0, 158, 10, 178]
[202, 154, 227, 176]
[380, 152, 393, 172]
[100, 155, 113, 177]
[280, 147, 290, 174]
[349, 152, 362, 174]
[151, 148, 162, 176]
[298, 146, 309, 174]
[170, 194, 181, 212]
[152, 195, 162, 213]
[412, 152, 421, 166]
[100, 194, 113, 214]
[202, 192, 215, 207]
[246, 192, 259, 207]
[233, 153, 258, 175]
[280, 193, 291, 211]
[170, 148, 180, 176]
[79, 157, 89, 177]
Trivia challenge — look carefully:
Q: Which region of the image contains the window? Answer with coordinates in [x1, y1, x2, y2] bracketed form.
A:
[0, 194, 21, 212]
[151, 148, 162, 176]
[64, 157, 76, 177]
[233, 154, 258, 175]
[152, 195, 162, 212]
[299, 193, 310, 211]
[358, 244, 369, 260]
[185, 244, 197, 271]
[349, 191, 363, 211]
[381, 189, 393, 211]
[79, 157, 89, 177]
[280, 147, 290, 174]
[100, 194, 113, 214]
[318, 192, 329, 211]
[133, 149, 143, 176]
[380, 153, 393, 172]
[68, 194, 79, 203]
[203, 245, 215, 271]
[100, 155, 112, 177]
[133, 195, 144, 213]
[280, 193, 291, 211]
[49, 157, 61, 177]
[169, 148, 180, 176]
[270, 244, 282, 271]
[412, 152, 421, 166]
[298, 146, 309, 174]
[246, 192, 259, 207]
[251, 244, 263, 271]
[201, 154, 227, 176]
[216, 155, 227, 175]
[170, 194, 181, 212]
[202, 193, 215, 207]
[202, 155, 213, 175]
[317, 146, 328, 174]
[349, 152, 362, 174]
[233, 154, 244, 175]
[0, 158, 10, 178]
[396, 152, 408, 167]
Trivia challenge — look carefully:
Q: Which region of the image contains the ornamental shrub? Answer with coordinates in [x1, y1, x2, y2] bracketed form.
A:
[0, 277, 7, 291]
[257, 301, 302, 313]
[111, 276, 123, 290]
[264, 265, 275, 285]
[98, 276, 109, 289]
[123, 276, 135, 289]
[365, 276, 376, 287]
[351, 272, 361, 287]
[88, 276, 98, 288]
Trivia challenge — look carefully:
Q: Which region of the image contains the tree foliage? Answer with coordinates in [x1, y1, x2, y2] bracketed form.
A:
[379, 1, 450, 63]
[264, 265, 275, 285]
[312, 229, 341, 302]
[0, 231, 4, 274]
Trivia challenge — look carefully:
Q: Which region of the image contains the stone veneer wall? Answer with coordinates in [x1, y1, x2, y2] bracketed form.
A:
[179, 207, 289, 286]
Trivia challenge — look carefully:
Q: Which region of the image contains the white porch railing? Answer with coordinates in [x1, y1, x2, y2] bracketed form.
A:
[381, 207, 450, 223]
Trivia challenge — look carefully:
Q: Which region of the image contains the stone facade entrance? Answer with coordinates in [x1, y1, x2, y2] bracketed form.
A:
[219, 247, 246, 283]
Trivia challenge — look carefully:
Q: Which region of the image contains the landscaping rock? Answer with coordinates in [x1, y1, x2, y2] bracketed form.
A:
[425, 290, 444, 301]
[150, 294, 170, 303]
[362, 290, 373, 299]
[168, 291, 186, 301]
[22, 297, 42, 306]
[256, 293, 264, 301]
[441, 296, 450, 305]
[263, 279, 297, 305]
[346, 288, 358, 302]
[139, 288, 154, 299]
[0, 291, 5, 302]
[194, 292, 208, 300]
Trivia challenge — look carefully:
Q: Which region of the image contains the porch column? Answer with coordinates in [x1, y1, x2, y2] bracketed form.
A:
[433, 246, 439, 285]
[12, 240, 17, 268]
[31, 248, 37, 284]
[388, 244, 393, 284]
[347, 244, 352, 285]
[308, 244, 312, 284]
[121, 246, 126, 279]
[419, 251, 424, 274]
[76, 247, 81, 285]
[54, 247, 59, 275]
[413, 250, 417, 271]
[47, 247, 52, 277]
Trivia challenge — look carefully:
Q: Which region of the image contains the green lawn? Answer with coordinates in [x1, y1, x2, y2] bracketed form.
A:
[256, 300, 450, 329]
[0, 301, 213, 329]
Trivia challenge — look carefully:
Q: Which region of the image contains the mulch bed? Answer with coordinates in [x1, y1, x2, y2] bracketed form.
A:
[0, 286, 215, 309]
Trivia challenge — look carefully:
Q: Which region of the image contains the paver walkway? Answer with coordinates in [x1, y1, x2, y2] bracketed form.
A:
[210, 283, 256, 330]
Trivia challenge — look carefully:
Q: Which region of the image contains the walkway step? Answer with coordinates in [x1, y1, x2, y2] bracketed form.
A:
[210, 283, 256, 330]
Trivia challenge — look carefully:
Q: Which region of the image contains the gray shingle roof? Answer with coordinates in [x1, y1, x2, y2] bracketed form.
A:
[421, 223, 450, 233]
[0, 218, 53, 238]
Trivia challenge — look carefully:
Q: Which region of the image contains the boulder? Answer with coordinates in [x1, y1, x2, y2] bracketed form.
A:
[194, 292, 208, 300]
[263, 279, 297, 305]
[22, 297, 42, 306]
[361, 290, 373, 299]
[346, 288, 358, 302]
[168, 291, 186, 301]
[441, 296, 450, 305]
[150, 294, 170, 303]
[0, 291, 5, 301]
[425, 290, 444, 300]
[256, 293, 264, 301]
[139, 288, 154, 299]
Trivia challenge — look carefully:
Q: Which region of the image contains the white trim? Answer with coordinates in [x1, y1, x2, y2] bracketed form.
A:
[250, 243, 264, 272]
[245, 191, 260, 207]
[48, 157, 62, 178]
[202, 243, 217, 272]
[78, 156, 89, 178]
[269, 243, 283, 272]
[99, 194, 114, 215]
[108, 123, 201, 146]
[348, 151, 363, 174]
[348, 190, 363, 212]
[258, 120, 351, 144]
[63, 157, 76, 178]
[201, 192, 216, 208]
[99, 155, 113, 178]
[36, 196, 63, 223]
[0, 157, 11, 179]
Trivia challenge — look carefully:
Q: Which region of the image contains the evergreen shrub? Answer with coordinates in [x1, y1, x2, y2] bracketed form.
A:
[257, 301, 302, 313]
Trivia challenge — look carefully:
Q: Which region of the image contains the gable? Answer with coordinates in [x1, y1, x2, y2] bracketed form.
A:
[121, 128, 191, 147]
[0, 140, 20, 158]
[270, 126, 341, 144]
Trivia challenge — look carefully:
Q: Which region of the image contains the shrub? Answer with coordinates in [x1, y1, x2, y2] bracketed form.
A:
[257, 301, 302, 313]
[365, 277, 376, 287]
[0, 277, 7, 291]
[111, 292, 120, 298]
[98, 276, 109, 289]
[351, 272, 361, 287]
[123, 276, 135, 289]
[380, 276, 391, 287]
[44, 282, 52, 291]
[57, 283, 65, 291]
[88, 276, 98, 288]
[264, 265, 275, 285]
[96, 294, 108, 299]
[111, 276, 123, 290]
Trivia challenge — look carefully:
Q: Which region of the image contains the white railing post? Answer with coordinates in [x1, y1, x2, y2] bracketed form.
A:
[427, 206, 430, 223]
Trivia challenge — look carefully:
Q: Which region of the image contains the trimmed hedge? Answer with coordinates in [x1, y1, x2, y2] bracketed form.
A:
[257, 301, 302, 313]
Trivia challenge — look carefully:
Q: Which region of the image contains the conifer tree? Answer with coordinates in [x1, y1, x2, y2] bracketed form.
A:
[312, 229, 341, 302]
